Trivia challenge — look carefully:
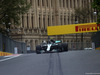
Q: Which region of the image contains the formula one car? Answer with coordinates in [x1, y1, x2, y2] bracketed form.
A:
[36, 40, 68, 54]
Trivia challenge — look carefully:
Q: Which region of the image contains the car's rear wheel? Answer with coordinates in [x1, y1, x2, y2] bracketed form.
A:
[36, 45, 41, 54]
[61, 43, 68, 51]
[57, 44, 63, 52]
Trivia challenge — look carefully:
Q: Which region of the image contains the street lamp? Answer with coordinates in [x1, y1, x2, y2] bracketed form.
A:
[2, 22, 11, 37]
[75, 19, 78, 50]
[75, 20, 78, 42]
[75, 16, 78, 43]
[75, 16, 84, 50]
[93, 10, 99, 23]
[93, 11, 97, 22]
[75, 21, 78, 24]
[93, 11, 97, 15]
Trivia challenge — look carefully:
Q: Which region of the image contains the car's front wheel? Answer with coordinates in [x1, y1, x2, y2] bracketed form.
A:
[36, 45, 41, 54]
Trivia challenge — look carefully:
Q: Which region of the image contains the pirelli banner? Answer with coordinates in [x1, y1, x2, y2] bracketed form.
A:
[47, 23, 100, 35]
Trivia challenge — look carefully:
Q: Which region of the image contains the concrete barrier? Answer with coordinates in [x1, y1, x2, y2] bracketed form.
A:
[0, 51, 12, 56]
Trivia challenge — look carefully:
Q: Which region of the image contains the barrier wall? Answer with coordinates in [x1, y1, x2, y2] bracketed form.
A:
[68, 42, 92, 50]
[92, 31, 100, 50]
[0, 51, 12, 56]
[0, 33, 27, 54]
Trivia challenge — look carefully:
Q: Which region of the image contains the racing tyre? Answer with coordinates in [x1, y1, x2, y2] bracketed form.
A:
[62, 43, 68, 51]
[36, 45, 41, 54]
[57, 44, 63, 52]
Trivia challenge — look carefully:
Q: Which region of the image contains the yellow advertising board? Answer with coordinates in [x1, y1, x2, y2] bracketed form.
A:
[47, 23, 100, 35]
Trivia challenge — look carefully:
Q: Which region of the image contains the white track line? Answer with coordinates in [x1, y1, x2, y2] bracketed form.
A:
[0, 54, 22, 62]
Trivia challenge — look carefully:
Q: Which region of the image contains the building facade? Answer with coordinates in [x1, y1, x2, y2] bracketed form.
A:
[11, 0, 94, 50]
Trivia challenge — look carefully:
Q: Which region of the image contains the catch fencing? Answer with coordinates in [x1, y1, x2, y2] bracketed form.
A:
[0, 33, 27, 54]
[68, 42, 92, 50]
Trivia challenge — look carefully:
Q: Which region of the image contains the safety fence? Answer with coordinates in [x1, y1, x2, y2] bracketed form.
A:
[0, 33, 27, 54]
[68, 42, 92, 50]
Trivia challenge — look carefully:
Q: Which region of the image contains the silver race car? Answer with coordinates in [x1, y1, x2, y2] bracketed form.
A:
[36, 40, 68, 54]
